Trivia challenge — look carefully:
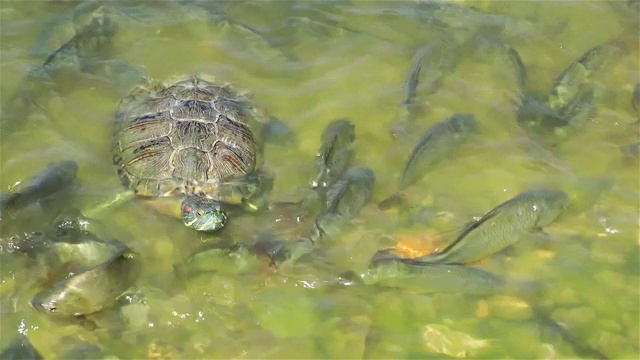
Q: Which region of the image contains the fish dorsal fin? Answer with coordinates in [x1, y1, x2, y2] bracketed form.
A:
[438, 207, 501, 253]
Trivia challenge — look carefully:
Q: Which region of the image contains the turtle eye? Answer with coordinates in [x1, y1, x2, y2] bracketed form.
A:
[196, 210, 205, 217]
[47, 303, 57, 312]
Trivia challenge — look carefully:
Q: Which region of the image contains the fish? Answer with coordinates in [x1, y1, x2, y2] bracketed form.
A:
[216, 168, 275, 212]
[56, 336, 105, 360]
[0, 334, 43, 360]
[400, 45, 431, 115]
[621, 142, 640, 159]
[390, 39, 463, 138]
[362, 253, 505, 295]
[502, 43, 528, 94]
[399, 113, 477, 190]
[174, 242, 261, 278]
[0, 160, 78, 217]
[270, 167, 375, 263]
[518, 37, 627, 146]
[41, 5, 116, 75]
[548, 37, 627, 113]
[283, 16, 355, 40]
[263, 117, 296, 146]
[380, 114, 477, 209]
[31, 246, 141, 317]
[3, 216, 125, 279]
[198, 2, 297, 63]
[511, 38, 568, 140]
[494, 42, 529, 109]
[530, 304, 610, 360]
[1, 4, 117, 130]
[309, 166, 375, 243]
[311, 118, 356, 189]
[410, 189, 569, 265]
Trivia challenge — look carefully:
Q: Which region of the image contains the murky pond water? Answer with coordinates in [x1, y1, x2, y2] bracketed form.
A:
[1, 1, 638, 358]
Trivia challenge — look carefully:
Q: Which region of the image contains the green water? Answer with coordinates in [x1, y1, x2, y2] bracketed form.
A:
[1, 1, 638, 358]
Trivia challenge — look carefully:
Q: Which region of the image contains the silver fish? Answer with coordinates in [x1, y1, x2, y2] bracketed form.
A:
[3, 217, 125, 279]
[411, 189, 569, 265]
[31, 247, 140, 317]
[174, 243, 260, 278]
[363, 256, 505, 295]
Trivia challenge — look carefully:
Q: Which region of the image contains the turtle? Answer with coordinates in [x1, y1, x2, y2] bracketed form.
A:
[111, 74, 270, 232]
[11, 2, 296, 232]
[2, 1, 298, 232]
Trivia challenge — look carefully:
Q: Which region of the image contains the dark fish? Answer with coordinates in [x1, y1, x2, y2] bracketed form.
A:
[381, 114, 477, 209]
[502, 43, 528, 93]
[263, 117, 296, 146]
[519, 38, 627, 146]
[400, 45, 431, 113]
[411, 189, 569, 265]
[363, 254, 505, 295]
[56, 336, 105, 360]
[379, 114, 477, 209]
[297, 189, 325, 221]
[548, 37, 627, 113]
[271, 167, 375, 263]
[216, 168, 274, 212]
[42, 5, 116, 74]
[31, 246, 141, 317]
[282, 16, 355, 40]
[0, 334, 43, 360]
[309, 166, 375, 243]
[415, 0, 535, 35]
[530, 305, 609, 360]
[1, 4, 117, 130]
[174, 243, 261, 278]
[493, 42, 528, 106]
[391, 26, 501, 139]
[197, 2, 296, 63]
[0, 160, 78, 216]
[505, 46, 577, 170]
[518, 91, 598, 149]
[621, 142, 640, 159]
[557, 87, 596, 129]
[399, 113, 477, 190]
[391, 39, 462, 138]
[311, 118, 356, 189]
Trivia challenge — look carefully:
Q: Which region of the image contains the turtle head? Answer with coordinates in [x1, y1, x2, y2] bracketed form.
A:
[181, 196, 227, 231]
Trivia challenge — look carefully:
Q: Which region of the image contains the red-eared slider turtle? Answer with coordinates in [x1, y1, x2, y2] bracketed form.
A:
[5, 2, 294, 233]
[111, 75, 268, 231]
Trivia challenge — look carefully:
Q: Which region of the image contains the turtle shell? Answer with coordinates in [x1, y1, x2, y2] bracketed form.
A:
[112, 75, 264, 199]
